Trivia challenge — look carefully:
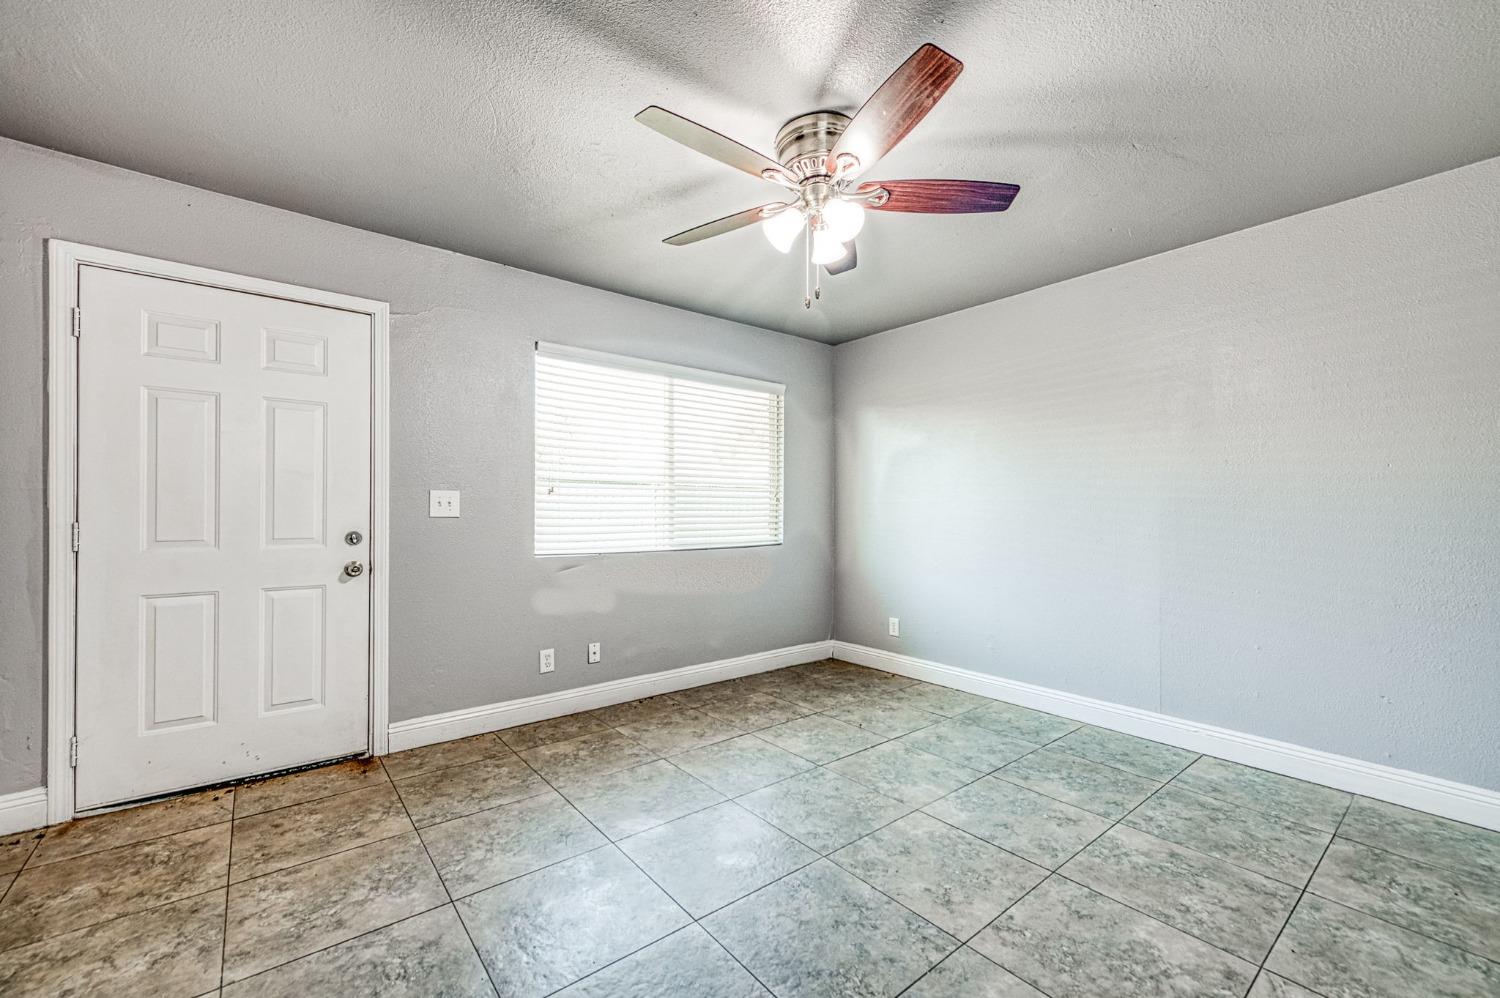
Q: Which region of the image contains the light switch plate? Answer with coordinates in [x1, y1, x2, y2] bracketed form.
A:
[429, 490, 460, 518]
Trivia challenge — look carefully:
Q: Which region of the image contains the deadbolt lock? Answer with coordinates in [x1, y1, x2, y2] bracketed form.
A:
[345, 530, 363, 546]
[343, 561, 365, 578]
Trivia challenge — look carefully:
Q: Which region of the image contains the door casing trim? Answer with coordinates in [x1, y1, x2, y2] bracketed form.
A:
[45, 239, 391, 823]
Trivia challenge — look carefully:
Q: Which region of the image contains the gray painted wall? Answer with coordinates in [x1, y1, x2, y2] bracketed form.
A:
[834, 157, 1500, 791]
[0, 137, 834, 795]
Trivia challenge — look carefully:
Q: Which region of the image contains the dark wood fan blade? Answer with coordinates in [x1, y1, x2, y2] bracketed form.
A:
[824, 240, 857, 275]
[663, 203, 787, 246]
[861, 179, 1020, 213]
[636, 106, 791, 185]
[829, 44, 963, 178]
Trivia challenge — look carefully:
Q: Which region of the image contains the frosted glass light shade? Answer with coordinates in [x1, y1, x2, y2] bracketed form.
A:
[761, 208, 804, 253]
[810, 228, 849, 265]
[822, 198, 866, 242]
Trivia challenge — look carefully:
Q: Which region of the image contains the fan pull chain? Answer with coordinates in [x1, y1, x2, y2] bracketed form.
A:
[803, 218, 812, 309]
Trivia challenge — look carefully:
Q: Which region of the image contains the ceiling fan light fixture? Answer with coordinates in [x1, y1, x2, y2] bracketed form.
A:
[822, 198, 866, 242]
[761, 205, 804, 253]
[810, 227, 850, 265]
[639, 44, 1021, 303]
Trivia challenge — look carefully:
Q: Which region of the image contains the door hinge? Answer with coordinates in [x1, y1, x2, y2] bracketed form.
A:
[71, 307, 82, 338]
[71, 522, 81, 552]
[69, 736, 79, 768]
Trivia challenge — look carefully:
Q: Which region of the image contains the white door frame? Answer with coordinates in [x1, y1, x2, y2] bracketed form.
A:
[45, 239, 391, 824]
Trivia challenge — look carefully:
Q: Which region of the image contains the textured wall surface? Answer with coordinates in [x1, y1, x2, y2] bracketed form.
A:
[834, 157, 1500, 790]
[2, 1, 1498, 341]
[0, 138, 834, 795]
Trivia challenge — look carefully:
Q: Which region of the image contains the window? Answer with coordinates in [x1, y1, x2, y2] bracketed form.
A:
[535, 343, 785, 556]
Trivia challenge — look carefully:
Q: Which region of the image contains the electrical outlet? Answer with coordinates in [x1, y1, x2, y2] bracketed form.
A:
[428, 490, 460, 518]
[888, 617, 901, 637]
[539, 648, 555, 674]
[587, 642, 601, 664]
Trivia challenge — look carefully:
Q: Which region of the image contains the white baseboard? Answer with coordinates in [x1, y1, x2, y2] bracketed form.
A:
[0, 787, 48, 836]
[387, 641, 834, 754]
[833, 641, 1500, 832]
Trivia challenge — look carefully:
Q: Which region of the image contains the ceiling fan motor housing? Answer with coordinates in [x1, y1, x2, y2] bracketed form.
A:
[775, 111, 851, 183]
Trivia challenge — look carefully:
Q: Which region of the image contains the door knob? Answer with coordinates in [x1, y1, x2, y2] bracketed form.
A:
[343, 561, 365, 578]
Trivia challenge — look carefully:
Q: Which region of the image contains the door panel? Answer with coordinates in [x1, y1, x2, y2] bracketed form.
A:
[144, 388, 220, 549]
[264, 398, 327, 546]
[140, 592, 219, 730]
[261, 586, 327, 713]
[75, 265, 372, 809]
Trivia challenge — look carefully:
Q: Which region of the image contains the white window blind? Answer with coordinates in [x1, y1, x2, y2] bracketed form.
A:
[535, 343, 785, 556]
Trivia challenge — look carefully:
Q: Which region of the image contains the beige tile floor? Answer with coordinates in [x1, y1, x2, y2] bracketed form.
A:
[1, 659, 1497, 997]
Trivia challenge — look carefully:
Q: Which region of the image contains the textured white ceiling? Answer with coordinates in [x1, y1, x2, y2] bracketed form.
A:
[2, 1, 1497, 343]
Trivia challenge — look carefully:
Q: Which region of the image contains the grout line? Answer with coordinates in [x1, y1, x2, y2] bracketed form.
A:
[213, 901, 460, 992]
[76, 773, 463, 991]
[1299, 873, 1500, 969]
[1162, 764, 1351, 837]
[228, 824, 421, 888]
[218, 805, 232, 992]
[1136, 777, 1341, 835]
[231, 769, 392, 824]
[1041, 740, 1201, 785]
[1109, 816, 1321, 894]
[1313, 828, 1500, 914]
[698, 761, 1044, 993]
[383, 734, 517, 785]
[1330, 824, 1495, 884]
[915, 765, 1235, 994]
[395, 782, 555, 834]
[377, 756, 451, 906]
[945, 874, 1064, 998]
[20, 812, 234, 874]
[1314, 831, 1453, 876]
[507, 739, 784, 998]
[0, 881, 231, 959]
[1092, 770, 1337, 893]
[1248, 822, 1344, 990]
[1046, 868, 1268, 970]
[1240, 967, 1335, 998]
[1242, 800, 1352, 997]
[377, 754, 502, 998]
[520, 676, 958, 992]
[890, 945, 966, 998]
[0, 838, 38, 905]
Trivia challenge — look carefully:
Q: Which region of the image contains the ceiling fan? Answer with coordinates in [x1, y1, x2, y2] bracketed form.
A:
[636, 43, 1020, 307]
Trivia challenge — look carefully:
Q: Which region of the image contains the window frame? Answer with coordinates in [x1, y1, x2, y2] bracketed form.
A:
[533, 342, 786, 557]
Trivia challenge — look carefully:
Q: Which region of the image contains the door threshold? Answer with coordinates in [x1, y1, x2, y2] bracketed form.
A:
[74, 752, 369, 820]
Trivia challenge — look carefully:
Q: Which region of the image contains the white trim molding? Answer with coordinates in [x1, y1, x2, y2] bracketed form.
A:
[832, 641, 1500, 833]
[388, 641, 833, 753]
[45, 239, 391, 824]
[0, 788, 49, 836]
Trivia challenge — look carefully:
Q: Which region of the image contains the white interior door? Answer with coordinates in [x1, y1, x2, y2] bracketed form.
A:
[74, 264, 373, 810]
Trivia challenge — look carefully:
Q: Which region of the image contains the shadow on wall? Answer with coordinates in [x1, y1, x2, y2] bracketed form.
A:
[532, 543, 782, 615]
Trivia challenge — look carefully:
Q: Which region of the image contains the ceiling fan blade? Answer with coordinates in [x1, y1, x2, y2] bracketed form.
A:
[860, 179, 1020, 213]
[828, 44, 963, 179]
[636, 106, 792, 185]
[663, 203, 787, 246]
[823, 240, 857, 275]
